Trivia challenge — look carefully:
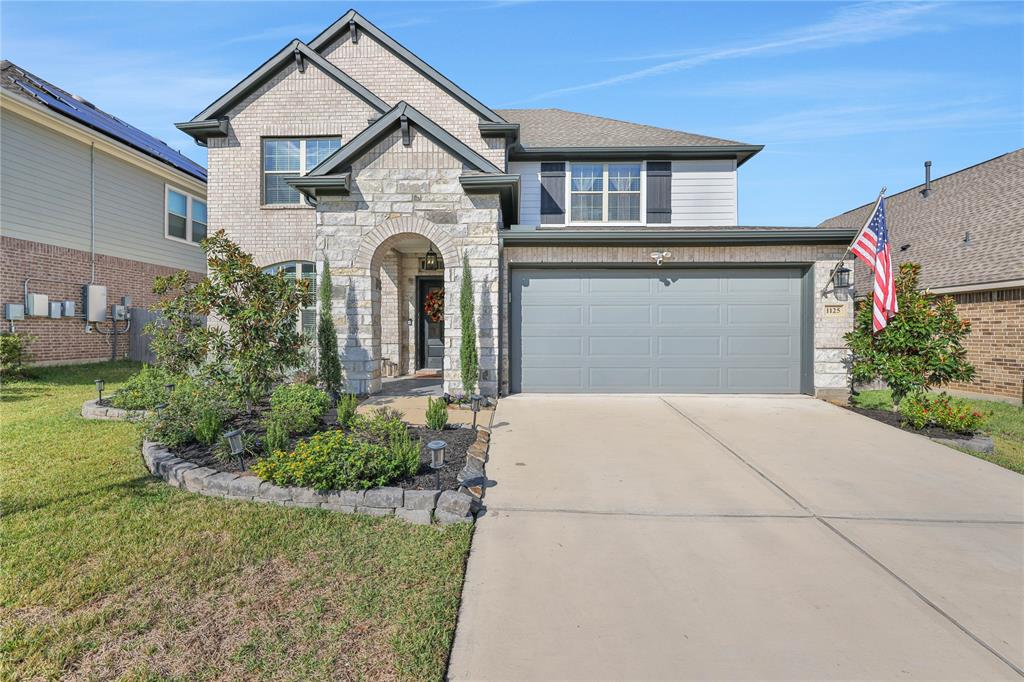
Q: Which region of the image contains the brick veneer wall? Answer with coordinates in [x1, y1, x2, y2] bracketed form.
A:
[946, 288, 1023, 403]
[1, 236, 204, 364]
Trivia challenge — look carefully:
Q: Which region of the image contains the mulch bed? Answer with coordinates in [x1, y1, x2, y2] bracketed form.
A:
[170, 407, 477, 492]
[844, 405, 975, 440]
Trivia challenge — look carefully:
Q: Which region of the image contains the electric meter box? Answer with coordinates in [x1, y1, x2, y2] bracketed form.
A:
[62, 300, 76, 317]
[49, 301, 62, 319]
[83, 285, 107, 322]
[112, 304, 129, 321]
[5, 303, 25, 321]
[26, 293, 49, 316]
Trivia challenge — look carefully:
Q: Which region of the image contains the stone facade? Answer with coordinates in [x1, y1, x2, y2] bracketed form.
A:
[501, 244, 854, 398]
[317, 129, 500, 396]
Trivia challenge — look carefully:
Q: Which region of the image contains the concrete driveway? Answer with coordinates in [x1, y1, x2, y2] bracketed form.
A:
[449, 395, 1024, 680]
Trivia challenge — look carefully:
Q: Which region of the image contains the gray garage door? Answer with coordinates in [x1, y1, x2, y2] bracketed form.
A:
[509, 268, 807, 394]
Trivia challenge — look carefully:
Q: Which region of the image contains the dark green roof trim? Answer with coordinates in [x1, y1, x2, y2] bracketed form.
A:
[183, 39, 388, 130]
[309, 101, 503, 177]
[309, 10, 505, 124]
[479, 121, 519, 143]
[500, 228, 858, 247]
[509, 145, 764, 166]
[461, 174, 520, 226]
[174, 118, 229, 145]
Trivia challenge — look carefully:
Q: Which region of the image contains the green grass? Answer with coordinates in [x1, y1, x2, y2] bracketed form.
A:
[851, 389, 1024, 474]
[1, 361, 472, 681]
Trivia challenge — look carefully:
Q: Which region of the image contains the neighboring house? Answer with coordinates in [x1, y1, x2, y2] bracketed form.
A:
[177, 10, 856, 398]
[821, 150, 1024, 404]
[1, 61, 207, 365]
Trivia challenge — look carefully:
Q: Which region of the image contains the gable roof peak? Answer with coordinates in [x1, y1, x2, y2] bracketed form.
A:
[307, 9, 505, 124]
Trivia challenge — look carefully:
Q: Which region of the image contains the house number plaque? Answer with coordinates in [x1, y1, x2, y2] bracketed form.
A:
[824, 304, 844, 317]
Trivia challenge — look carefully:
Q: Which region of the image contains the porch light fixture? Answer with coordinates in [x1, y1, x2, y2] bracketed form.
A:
[224, 429, 245, 470]
[423, 246, 439, 271]
[470, 394, 482, 430]
[427, 440, 447, 489]
[94, 379, 105, 402]
[832, 262, 851, 290]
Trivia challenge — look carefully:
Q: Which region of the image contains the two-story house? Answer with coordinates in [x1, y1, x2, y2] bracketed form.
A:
[177, 10, 856, 398]
[1, 61, 207, 365]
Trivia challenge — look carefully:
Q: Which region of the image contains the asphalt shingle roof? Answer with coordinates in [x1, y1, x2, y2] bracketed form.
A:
[819, 149, 1024, 291]
[1, 60, 207, 182]
[495, 108, 752, 149]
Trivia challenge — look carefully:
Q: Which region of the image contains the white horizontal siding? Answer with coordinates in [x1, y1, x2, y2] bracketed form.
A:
[0, 109, 206, 272]
[671, 160, 737, 226]
[508, 161, 540, 227]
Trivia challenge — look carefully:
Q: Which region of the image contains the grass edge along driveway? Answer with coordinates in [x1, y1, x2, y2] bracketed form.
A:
[1, 361, 472, 681]
[852, 388, 1024, 474]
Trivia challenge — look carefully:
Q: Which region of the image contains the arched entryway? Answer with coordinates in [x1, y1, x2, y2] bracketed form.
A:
[342, 218, 459, 395]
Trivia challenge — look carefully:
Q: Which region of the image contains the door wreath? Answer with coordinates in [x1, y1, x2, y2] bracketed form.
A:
[424, 289, 444, 323]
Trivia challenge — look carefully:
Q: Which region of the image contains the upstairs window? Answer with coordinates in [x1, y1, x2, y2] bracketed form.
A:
[569, 163, 641, 223]
[263, 137, 341, 205]
[165, 186, 207, 244]
[264, 261, 317, 335]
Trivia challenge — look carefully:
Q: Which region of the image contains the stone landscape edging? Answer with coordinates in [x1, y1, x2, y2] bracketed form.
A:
[82, 399, 150, 421]
[931, 432, 996, 455]
[140, 424, 490, 525]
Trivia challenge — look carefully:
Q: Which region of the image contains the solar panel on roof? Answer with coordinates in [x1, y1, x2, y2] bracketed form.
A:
[13, 78, 207, 182]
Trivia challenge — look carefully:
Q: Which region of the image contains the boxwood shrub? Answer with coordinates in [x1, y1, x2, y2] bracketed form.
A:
[268, 382, 331, 436]
[111, 365, 177, 410]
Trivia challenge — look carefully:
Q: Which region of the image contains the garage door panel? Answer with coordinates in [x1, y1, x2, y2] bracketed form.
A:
[659, 336, 722, 356]
[658, 304, 722, 324]
[511, 268, 805, 394]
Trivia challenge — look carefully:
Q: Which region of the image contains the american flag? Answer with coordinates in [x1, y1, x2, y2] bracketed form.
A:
[850, 195, 898, 332]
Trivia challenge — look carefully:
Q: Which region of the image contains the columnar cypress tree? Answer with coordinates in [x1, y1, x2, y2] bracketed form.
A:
[459, 254, 478, 396]
[317, 257, 342, 398]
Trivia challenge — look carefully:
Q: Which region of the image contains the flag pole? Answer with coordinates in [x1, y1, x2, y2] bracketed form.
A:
[823, 186, 886, 292]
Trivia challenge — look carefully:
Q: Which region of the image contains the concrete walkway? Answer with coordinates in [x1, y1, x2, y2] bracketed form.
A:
[449, 395, 1024, 680]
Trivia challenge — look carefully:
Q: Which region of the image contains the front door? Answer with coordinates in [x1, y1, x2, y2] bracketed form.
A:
[418, 278, 444, 370]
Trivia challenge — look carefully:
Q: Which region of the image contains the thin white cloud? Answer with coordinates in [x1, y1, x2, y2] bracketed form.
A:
[223, 23, 327, 45]
[518, 2, 1012, 102]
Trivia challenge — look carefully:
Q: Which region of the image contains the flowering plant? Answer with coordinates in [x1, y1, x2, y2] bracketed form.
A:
[898, 392, 985, 434]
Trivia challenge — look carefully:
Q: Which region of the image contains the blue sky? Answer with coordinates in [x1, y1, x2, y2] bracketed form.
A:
[3, 1, 1021, 224]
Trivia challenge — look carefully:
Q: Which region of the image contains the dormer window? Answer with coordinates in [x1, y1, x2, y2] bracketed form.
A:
[569, 163, 641, 223]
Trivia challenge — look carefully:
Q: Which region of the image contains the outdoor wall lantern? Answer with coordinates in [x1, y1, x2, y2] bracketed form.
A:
[224, 429, 245, 470]
[94, 379, 105, 402]
[832, 263, 852, 290]
[423, 247, 439, 271]
[470, 394, 482, 430]
[427, 440, 447, 489]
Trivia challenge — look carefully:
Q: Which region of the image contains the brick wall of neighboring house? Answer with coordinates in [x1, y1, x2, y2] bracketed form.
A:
[946, 287, 1024, 403]
[1, 236, 204, 365]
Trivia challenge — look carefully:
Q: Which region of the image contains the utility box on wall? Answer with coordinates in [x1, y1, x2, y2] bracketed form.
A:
[5, 303, 25, 321]
[25, 293, 49, 317]
[83, 285, 107, 323]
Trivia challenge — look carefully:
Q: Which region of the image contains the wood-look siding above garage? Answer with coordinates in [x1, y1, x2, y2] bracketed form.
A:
[509, 268, 807, 394]
[509, 159, 737, 227]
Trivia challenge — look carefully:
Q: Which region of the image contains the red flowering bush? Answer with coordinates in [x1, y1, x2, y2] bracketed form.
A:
[898, 392, 985, 434]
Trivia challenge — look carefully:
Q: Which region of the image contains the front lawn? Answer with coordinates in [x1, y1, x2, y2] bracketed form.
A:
[851, 389, 1024, 474]
[0, 361, 472, 681]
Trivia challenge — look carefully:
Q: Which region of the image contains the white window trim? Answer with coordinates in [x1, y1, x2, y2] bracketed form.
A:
[261, 137, 342, 207]
[263, 260, 318, 335]
[164, 185, 207, 246]
[566, 161, 646, 226]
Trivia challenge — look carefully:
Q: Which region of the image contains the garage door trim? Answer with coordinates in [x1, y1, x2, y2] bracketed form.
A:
[508, 263, 815, 395]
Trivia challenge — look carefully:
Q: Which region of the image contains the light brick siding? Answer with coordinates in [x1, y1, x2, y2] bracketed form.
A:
[318, 129, 500, 396]
[1, 236, 204, 364]
[320, 32, 505, 169]
[206, 60, 378, 266]
[501, 244, 853, 397]
[946, 288, 1024, 403]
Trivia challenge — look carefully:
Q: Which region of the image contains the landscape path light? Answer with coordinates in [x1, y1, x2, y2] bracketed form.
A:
[427, 440, 447, 489]
[470, 394, 482, 430]
[94, 379, 105, 403]
[224, 429, 245, 471]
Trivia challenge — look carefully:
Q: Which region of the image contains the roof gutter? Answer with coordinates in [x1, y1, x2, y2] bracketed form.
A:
[174, 118, 229, 146]
[508, 144, 764, 166]
[285, 173, 352, 205]
[460, 173, 520, 226]
[500, 228, 858, 247]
